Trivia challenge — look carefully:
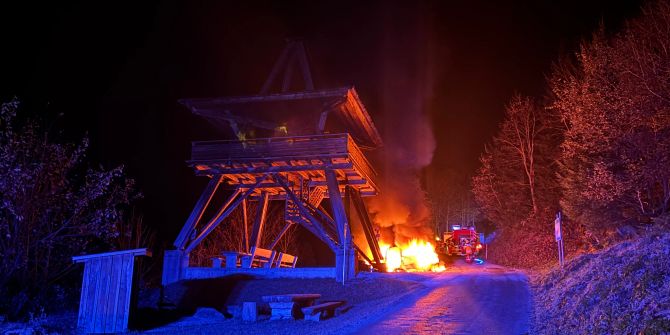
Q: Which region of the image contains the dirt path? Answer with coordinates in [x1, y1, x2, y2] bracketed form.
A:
[355, 262, 531, 335]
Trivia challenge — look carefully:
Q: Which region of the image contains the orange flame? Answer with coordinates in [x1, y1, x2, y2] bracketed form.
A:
[379, 239, 444, 272]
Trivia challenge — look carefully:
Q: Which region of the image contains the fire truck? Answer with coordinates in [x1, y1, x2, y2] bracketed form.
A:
[440, 225, 482, 257]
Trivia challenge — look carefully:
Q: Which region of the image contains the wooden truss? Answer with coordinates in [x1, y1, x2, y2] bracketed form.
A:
[173, 133, 385, 275]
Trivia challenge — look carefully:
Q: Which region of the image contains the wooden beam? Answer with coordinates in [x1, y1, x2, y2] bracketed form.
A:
[325, 169, 350, 245]
[260, 42, 293, 95]
[193, 162, 354, 176]
[296, 41, 314, 91]
[185, 176, 267, 253]
[242, 198, 249, 253]
[174, 176, 223, 249]
[72, 248, 152, 263]
[281, 50, 298, 92]
[273, 174, 338, 251]
[353, 244, 373, 266]
[268, 222, 294, 250]
[182, 87, 349, 106]
[250, 192, 270, 249]
[350, 186, 383, 266]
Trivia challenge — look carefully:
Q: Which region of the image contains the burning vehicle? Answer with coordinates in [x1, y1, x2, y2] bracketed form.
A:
[378, 239, 446, 272]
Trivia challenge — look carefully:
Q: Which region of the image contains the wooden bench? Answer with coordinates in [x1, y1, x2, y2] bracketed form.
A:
[302, 301, 345, 321]
[261, 294, 321, 320]
[241, 246, 276, 268]
[273, 252, 298, 268]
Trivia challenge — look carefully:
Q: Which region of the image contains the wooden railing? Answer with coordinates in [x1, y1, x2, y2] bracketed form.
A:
[191, 134, 351, 162]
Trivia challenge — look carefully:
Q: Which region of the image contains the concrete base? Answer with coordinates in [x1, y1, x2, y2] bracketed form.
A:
[335, 247, 356, 282]
[162, 250, 189, 286]
[242, 302, 257, 321]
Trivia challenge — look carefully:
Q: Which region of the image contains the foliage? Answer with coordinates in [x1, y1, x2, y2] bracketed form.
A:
[471, 95, 562, 267]
[549, 0, 670, 242]
[474, 1, 670, 267]
[473, 95, 561, 230]
[532, 229, 670, 334]
[0, 99, 139, 318]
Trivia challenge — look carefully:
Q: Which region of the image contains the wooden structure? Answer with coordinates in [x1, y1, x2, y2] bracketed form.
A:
[73, 248, 152, 333]
[163, 40, 384, 285]
[274, 252, 298, 268]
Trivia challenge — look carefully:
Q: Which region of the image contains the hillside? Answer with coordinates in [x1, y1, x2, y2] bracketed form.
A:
[532, 230, 670, 334]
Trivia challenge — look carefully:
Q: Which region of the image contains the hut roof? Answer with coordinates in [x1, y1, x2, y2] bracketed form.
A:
[179, 86, 383, 149]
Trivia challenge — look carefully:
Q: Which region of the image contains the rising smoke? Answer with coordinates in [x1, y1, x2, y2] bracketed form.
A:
[368, 4, 438, 247]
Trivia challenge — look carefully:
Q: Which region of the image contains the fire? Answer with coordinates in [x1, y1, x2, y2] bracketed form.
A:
[379, 239, 444, 272]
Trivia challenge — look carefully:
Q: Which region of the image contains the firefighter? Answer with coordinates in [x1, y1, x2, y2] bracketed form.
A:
[464, 239, 474, 263]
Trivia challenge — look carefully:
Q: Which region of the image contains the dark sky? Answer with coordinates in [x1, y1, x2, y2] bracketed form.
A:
[0, 0, 643, 242]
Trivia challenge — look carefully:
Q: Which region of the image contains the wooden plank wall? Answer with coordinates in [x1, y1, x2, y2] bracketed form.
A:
[76, 253, 136, 333]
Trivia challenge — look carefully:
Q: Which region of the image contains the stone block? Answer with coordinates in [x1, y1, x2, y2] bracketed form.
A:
[242, 302, 257, 321]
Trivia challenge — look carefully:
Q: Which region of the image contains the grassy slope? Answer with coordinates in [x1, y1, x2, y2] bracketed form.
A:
[531, 231, 670, 334]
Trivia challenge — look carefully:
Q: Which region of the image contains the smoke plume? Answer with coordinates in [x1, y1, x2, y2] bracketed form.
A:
[368, 4, 437, 247]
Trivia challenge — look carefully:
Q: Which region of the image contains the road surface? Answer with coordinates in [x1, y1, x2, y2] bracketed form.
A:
[356, 261, 531, 335]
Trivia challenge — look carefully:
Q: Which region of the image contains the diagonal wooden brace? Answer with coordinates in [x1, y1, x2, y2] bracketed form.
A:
[174, 175, 223, 249]
[185, 176, 268, 253]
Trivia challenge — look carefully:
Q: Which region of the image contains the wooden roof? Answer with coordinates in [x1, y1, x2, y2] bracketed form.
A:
[179, 87, 383, 149]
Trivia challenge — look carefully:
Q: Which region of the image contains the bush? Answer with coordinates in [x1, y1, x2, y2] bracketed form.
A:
[0, 99, 139, 319]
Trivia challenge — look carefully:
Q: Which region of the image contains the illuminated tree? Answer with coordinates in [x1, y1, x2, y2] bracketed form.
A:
[473, 95, 560, 230]
[550, 1, 670, 242]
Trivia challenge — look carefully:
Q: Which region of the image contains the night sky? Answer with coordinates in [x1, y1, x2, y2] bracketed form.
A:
[0, 1, 643, 243]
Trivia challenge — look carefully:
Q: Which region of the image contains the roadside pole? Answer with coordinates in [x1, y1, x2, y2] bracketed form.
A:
[554, 211, 564, 267]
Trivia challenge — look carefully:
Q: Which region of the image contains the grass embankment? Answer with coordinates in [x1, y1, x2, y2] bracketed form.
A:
[531, 231, 670, 334]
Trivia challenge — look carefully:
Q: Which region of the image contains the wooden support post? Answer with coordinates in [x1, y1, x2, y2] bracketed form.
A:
[325, 169, 355, 282]
[174, 176, 223, 249]
[325, 169, 350, 245]
[260, 43, 292, 95]
[242, 198, 249, 253]
[268, 222, 294, 250]
[335, 246, 356, 283]
[349, 187, 383, 266]
[250, 192, 270, 249]
[185, 176, 267, 253]
[344, 185, 351, 223]
[281, 52, 298, 93]
[296, 41, 314, 90]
